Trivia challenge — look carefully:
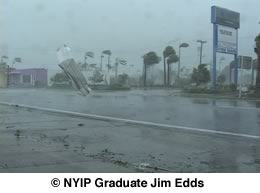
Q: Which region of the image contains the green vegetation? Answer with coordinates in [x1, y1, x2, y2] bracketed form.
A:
[163, 46, 176, 86]
[217, 74, 226, 87]
[191, 64, 210, 86]
[89, 70, 104, 83]
[163, 46, 179, 86]
[50, 72, 69, 83]
[143, 51, 161, 87]
[50, 72, 71, 89]
[166, 52, 179, 86]
[107, 73, 131, 90]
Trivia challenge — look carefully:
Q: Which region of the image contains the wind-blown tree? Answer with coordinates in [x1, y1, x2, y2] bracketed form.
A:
[217, 74, 226, 87]
[163, 46, 176, 86]
[50, 72, 69, 87]
[143, 51, 161, 87]
[102, 50, 112, 70]
[118, 73, 129, 85]
[191, 64, 210, 86]
[0, 55, 8, 65]
[167, 54, 179, 86]
[102, 50, 112, 85]
[89, 70, 104, 84]
[255, 34, 260, 94]
[115, 58, 127, 79]
[82, 52, 94, 70]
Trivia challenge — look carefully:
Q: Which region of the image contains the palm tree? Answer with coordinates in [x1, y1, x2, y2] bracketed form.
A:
[0, 55, 8, 65]
[143, 51, 161, 87]
[102, 50, 112, 71]
[163, 46, 176, 86]
[255, 34, 260, 94]
[115, 58, 127, 79]
[102, 50, 112, 85]
[167, 54, 179, 86]
[100, 55, 104, 70]
[83, 52, 94, 70]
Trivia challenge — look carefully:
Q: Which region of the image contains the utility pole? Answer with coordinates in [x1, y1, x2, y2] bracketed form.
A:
[100, 55, 104, 70]
[197, 40, 207, 65]
[115, 58, 119, 79]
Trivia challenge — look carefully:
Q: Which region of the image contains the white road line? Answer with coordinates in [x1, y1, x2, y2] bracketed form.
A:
[217, 105, 260, 111]
[0, 101, 259, 140]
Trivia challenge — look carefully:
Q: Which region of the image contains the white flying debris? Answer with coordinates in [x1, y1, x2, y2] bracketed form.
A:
[56, 45, 91, 96]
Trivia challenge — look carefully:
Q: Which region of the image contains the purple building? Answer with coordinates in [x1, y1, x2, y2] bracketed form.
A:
[9, 68, 48, 88]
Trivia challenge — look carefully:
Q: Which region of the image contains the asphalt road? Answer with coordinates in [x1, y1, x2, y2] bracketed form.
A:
[1, 88, 260, 136]
[0, 88, 260, 172]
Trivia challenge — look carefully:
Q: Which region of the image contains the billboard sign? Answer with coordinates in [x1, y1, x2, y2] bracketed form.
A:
[216, 25, 237, 54]
[211, 6, 240, 29]
[238, 56, 252, 69]
[211, 6, 240, 88]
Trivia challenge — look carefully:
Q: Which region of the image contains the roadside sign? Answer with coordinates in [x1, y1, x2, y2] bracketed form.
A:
[211, 6, 240, 88]
[230, 56, 253, 69]
[211, 6, 240, 29]
[216, 25, 238, 54]
[238, 56, 253, 69]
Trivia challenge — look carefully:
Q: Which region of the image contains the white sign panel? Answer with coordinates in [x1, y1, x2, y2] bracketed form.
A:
[216, 25, 237, 54]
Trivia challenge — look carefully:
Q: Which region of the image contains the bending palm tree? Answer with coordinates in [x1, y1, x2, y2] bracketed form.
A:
[167, 54, 179, 86]
[102, 50, 112, 85]
[143, 52, 161, 87]
[163, 46, 176, 86]
[255, 34, 260, 94]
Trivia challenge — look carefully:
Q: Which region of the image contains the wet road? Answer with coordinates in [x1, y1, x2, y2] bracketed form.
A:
[0, 88, 260, 136]
[0, 88, 260, 172]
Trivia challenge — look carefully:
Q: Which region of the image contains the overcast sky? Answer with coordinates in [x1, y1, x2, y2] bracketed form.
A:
[0, 0, 260, 75]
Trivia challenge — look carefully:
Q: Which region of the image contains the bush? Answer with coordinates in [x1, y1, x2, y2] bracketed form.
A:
[191, 64, 210, 85]
[229, 84, 237, 91]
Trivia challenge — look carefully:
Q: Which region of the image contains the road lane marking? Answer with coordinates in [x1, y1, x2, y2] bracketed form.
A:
[0, 101, 259, 140]
[217, 105, 260, 111]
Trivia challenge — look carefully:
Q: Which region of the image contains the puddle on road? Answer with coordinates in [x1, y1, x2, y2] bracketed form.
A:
[192, 98, 210, 104]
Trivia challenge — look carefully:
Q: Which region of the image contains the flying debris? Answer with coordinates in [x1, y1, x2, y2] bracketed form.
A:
[57, 45, 91, 96]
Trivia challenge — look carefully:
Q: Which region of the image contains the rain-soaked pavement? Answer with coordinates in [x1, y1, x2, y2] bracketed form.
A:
[0, 88, 260, 172]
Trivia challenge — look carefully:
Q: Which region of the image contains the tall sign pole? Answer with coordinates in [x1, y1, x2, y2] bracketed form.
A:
[234, 30, 239, 86]
[211, 6, 240, 89]
[213, 24, 217, 88]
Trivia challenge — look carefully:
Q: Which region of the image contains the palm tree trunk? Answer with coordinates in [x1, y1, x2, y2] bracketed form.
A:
[115, 63, 118, 79]
[143, 63, 146, 87]
[167, 63, 170, 86]
[256, 50, 260, 93]
[163, 58, 166, 86]
[168, 63, 171, 86]
[100, 56, 103, 70]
